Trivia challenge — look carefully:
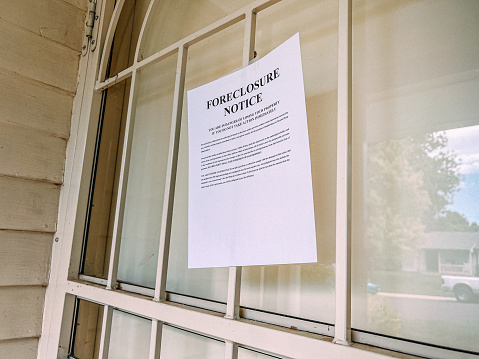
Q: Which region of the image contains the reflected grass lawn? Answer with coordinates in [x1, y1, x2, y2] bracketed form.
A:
[369, 270, 454, 297]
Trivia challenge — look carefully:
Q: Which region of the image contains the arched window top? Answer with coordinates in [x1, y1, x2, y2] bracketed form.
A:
[96, 0, 279, 88]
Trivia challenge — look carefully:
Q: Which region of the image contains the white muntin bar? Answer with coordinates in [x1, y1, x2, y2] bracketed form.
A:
[66, 280, 397, 359]
[134, 0, 159, 63]
[98, 305, 114, 359]
[333, 0, 352, 347]
[225, 9, 258, 323]
[153, 45, 188, 302]
[225, 266, 242, 320]
[97, 0, 125, 82]
[225, 340, 239, 359]
[105, 68, 140, 290]
[149, 319, 162, 359]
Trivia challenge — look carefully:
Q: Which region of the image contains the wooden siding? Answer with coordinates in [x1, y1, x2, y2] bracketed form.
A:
[0, 287, 45, 340]
[0, 69, 73, 139]
[62, 0, 89, 12]
[0, 0, 85, 357]
[0, 177, 61, 232]
[0, 338, 39, 359]
[0, 231, 53, 286]
[0, 19, 80, 94]
[0, 124, 67, 183]
[0, 0, 85, 51]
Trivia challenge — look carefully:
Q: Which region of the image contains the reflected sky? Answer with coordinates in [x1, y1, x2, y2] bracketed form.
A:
[444, 125, 479, 223]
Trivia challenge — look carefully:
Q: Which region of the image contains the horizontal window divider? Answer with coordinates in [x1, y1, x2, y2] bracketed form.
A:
[167, 292, 226, 314]
[240, 307, 334, 339]
[78, 275, 334, 337]
[95, 66, 134, 92]
[65, 280, 415, 359]
[75, 277, 478, 359]
[78, 274, 107, 286]
[119, 281, 154, 297]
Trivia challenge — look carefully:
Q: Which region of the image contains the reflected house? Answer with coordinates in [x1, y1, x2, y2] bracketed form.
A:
[417, 232, 479, 276]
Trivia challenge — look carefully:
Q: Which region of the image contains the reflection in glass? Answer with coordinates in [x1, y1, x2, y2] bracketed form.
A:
[351, 0, 479, 353]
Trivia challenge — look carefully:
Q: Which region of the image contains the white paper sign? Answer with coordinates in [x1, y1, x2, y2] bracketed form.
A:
[187, 33, 317, 268]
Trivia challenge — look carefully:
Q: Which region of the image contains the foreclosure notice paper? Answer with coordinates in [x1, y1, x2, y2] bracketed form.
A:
[187, 33, 317, 268]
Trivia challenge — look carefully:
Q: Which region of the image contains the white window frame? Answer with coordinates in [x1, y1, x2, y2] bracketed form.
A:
[38, 0, 478, 358]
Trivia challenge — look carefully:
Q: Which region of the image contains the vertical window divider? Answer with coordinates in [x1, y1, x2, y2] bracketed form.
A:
[153, 45, 189, 302]
[98, 305, 114, 359]
[149, 319, 162, 359]
[105, 68, 140, 290]
[333, 0, 352, 347]
[224, 10, 257, 324]
[225, 340, 239, 359]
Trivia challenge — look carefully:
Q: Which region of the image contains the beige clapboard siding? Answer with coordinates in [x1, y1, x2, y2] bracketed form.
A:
[0, 338, 38, 359]
[0, 124, 67, 184]
[0, 0, 85, 355]
[62, 0, 89, 11]
[0, 69, 73, 139]
[0, 230, 53, 286]
[0, 19, 80, 94]
[0, 177, 60, 232]
[0, 286, 45, 340]
[0, 0, 85, 51]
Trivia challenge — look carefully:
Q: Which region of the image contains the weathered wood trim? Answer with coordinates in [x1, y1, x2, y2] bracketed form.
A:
[0, 176, 60, 232]
[0, 230, 53, 286]
[0, 123, 67, 184]
[0, 19, 80, 93]
[0, 338, 38, 359]
[0, 286, 45, 341]
[0, 69, 73, 139]
[0, 0, 85, 51]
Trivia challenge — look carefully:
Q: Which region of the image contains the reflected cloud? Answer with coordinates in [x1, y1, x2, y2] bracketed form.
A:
[445, 125, 479, 175]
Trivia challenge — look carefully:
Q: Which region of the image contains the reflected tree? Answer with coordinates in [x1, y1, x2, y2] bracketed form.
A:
[366, 132, 466, 270]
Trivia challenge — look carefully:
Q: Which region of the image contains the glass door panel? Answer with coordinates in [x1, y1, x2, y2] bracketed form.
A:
[351, 0, 479, 353]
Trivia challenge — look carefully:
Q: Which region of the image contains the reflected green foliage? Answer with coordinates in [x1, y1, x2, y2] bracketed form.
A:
[412, 133, 463, 231]
[366, 132, 466, 270]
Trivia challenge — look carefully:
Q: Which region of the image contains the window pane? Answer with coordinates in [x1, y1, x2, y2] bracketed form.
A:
[82, 79, 130, 279]
[108, 310, 151, 359]
[108, 0, 150, 78]
[240, 0, 337, 324]
[351, 0, 479, 353]
[71, 299, 102, 359]
[117, 55, 177, 288]
[140, 0, 256, 58]
[159, 325, 224, 358]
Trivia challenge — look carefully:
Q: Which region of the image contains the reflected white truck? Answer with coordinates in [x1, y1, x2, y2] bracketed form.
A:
[441, 275, 479, 303]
